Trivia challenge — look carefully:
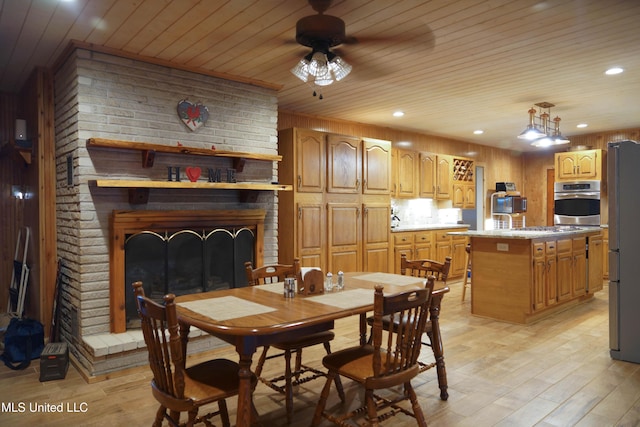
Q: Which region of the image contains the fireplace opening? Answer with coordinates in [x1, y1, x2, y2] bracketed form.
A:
[124, 227, 255, 327]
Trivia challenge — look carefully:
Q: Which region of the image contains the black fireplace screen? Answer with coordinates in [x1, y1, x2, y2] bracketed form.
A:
[124, 227, 255, 327]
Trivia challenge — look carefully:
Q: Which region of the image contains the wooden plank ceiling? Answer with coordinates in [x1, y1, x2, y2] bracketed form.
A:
[1, 0, 639, 152]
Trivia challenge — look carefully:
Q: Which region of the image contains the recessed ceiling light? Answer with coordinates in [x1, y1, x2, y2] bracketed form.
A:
[473, 130, 484, 135]
[396, 141, 412, 147]
[605, 67, 624, 75]
[577, 123, 588, 128]
[393, 111, 405, 117]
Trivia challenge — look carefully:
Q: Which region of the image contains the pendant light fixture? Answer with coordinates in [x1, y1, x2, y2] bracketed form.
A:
[517, 102, 570, 146]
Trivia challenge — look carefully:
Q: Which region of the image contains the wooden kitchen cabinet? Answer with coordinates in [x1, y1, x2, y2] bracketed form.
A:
[393, 232, 414, 274]
[290, 129, 326, 193]
[452, 156, 475, 208]
[533, 240, 560, 311]
[545, 241, 558, 306]
[555, 149, 603, 181]
[327, 134, 361, 194]
[453, 183, 475, 208]
[419, 152, 437, 198]
[572, 237, 587, 297]
[327, 202, 362, 273]
[414, 231, 433, 260]
[279, 128, 391, 273]
[470, 230, 601, 324]
[436, 155, 452, 199]
[362, 138, 392, 195]
[435, 230, 468, 278]
[556, 238, 573, 301]
[295, 202, 325, 268]
[532, 242, 546, 310]
[362, 203, 391, 272]
[394, 149, 418, 198]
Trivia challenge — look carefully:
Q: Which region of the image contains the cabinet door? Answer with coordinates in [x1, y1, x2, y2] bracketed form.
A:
[414, 231, 433, 260]
[556, 152, 578, 180]
[362, 139, 391, 195]
[296, 203, 325, 269]
[296, 129, 325, 193]
[327, 202, 361, 273]
[532, 242, 546, 311]
[451, 237, 468, 277]
[327, 135, 361, 194]
[557, 239, 573, 301]
[363, 203, 390, 272]
[464, 184, 476, 209]
[576, 151, 598, 179]
[452, 184, 465, 208]
[588, 234, 604, 293]
[546, 241, 558, 306]
[397, 150, 418, 198]
[419, 153, 436, 198]
[436, 155, 451, 199]
[572, 237, 587, 297]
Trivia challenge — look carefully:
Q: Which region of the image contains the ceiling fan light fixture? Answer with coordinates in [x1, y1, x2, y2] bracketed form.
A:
[291, 58, 311, 82]
[308, 51, 329, 77]
[328, 55, 352, 81]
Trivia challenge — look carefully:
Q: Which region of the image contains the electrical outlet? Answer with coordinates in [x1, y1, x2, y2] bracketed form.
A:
[497, 243, 509, 251]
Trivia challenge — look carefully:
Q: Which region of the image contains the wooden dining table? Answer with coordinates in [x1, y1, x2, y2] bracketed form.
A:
[175, 271, 428, 427]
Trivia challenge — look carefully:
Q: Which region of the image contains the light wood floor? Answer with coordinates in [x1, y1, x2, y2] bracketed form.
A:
[2, 280, 639, 426]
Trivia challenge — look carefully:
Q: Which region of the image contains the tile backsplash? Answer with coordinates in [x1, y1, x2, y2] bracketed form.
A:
[392, 198, 461, 227]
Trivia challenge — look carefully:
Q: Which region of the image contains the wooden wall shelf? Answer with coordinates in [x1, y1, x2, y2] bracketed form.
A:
[87, 137, 289, 204]
[87, 137, 282, 171]
[91, 179, 291, 191]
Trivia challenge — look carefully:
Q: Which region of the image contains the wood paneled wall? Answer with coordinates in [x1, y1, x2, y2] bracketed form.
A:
[0, 92, 24, 312]
[0, 68, 57, 334]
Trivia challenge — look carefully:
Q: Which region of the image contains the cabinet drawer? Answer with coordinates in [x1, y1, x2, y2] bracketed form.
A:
[414, 231, 432, 244]
[557, 239, 572, 253]
[533, 242, 545, 257]
[435, 231, 450, 242]
[393, 233, 413, 245]
[545, 241, 557, 255]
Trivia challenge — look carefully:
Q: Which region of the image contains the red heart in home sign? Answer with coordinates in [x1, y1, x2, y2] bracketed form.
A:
[186, 167, 201, 182]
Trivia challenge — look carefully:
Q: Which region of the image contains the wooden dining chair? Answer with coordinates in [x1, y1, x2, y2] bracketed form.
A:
[133, 281, 256, 427]
[244, 260, 345, 423]
[369, 255, 451, 400]
[312, 280, 435, 427]
[400, 253, 451, 283]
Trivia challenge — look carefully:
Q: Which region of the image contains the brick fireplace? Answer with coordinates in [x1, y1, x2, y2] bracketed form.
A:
[53, 45, 279, 377]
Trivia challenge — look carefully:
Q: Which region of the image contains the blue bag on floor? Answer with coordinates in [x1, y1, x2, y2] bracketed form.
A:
[1, 317, 44, 370]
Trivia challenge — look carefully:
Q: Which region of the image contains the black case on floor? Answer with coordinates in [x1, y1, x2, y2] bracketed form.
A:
[39, 342, 69, 382]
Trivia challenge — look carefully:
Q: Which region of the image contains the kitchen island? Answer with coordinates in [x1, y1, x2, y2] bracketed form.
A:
[450, 227, 604, 324]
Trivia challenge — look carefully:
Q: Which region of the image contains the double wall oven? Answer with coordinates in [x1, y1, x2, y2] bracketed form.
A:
[554, 180, 601, 226]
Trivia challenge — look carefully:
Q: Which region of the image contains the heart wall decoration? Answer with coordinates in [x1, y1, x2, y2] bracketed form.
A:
[177, 99, 209, 131]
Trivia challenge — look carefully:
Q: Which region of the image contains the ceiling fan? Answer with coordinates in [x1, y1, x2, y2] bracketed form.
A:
[289, 0, 435, 98]
[289, 0, 357, 98]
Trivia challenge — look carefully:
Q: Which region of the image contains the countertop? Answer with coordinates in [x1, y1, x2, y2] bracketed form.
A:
[391, 224, 470, 232]
[448, 226, 603, 240]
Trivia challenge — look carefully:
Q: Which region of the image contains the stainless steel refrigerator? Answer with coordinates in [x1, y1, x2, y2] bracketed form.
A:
[608, 140, 640, 363]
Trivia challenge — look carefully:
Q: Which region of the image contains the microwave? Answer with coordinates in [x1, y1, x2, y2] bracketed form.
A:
[492, 195, 527, 214]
